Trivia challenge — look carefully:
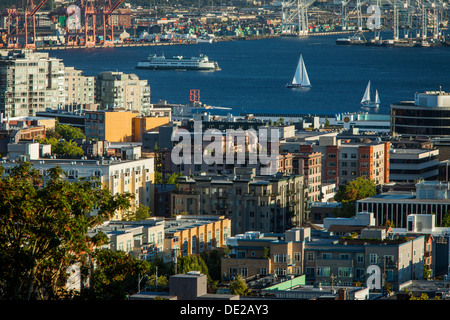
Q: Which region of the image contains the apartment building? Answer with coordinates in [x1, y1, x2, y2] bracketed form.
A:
[221, 228, 310, 281]
[293, 152, 322, 203]
[0, 155, 155, 220]
[304, 230, 425, 290]
[85, 109, 170, 142]
[391, 213, 450, 277]
[315, 136, 390, 186]
[88, 219, 165, 260]
[85, 109, 139, 142]
[171, 168, 305, 235]
[164, 215, 231, 258]
[64, 66, 95, 106]
[0, 49, 65, 117]
[222, 226, 424, 290]
[282, 134, 390, 186]
[132, 115, 170, 142]
[95, 71, 151, 114]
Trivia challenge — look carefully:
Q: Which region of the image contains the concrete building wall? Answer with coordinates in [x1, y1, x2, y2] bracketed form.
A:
[0, 49, 65, 117]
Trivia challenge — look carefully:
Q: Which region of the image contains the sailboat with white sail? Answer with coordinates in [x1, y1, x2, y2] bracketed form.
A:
[286, 54, 311, 88]
[361, 81, 380, 108]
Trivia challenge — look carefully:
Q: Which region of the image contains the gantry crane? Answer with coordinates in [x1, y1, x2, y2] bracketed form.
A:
[3, 7, 21, 48]
[0, 0, 48, 48]
[102, 0, 125, 45]
[22, 0, 49, 48]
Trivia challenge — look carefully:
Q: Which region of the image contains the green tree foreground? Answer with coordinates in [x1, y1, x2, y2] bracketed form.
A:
[0, 162, 133, 300]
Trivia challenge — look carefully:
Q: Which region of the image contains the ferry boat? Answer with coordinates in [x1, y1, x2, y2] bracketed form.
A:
[136, 52, 220, 71]
[336, 35, 366, 45]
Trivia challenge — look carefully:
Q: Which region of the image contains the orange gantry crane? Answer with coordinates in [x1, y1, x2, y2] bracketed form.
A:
[102, 0, 125, 46]
[1, 0, 48, 48]
[3, 0, 127, 48]
[2, 7, 21, 48]
[23, 0, 49, 48]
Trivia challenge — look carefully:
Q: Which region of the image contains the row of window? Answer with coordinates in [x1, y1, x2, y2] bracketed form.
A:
[306, 251, 395, 264]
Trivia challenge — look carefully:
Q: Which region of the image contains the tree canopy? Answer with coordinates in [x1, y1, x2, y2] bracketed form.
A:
[0, 162, 133, 300]
[334, 177, 377, 202]
[333, 177, 377, 218]
[39, 137, 84, 157]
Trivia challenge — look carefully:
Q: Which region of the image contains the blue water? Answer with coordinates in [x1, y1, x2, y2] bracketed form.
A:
[44, 34, 450, 116]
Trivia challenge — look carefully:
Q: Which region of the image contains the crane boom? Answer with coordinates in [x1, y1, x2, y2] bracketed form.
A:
[106, 0, 125, 14]
[27, 0, 49, 17]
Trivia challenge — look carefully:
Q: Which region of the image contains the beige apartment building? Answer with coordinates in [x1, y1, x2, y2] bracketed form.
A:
[95, 71, 151, 114]
[293, 152, 322, 203]
[0, 49, 65, 117]
[1, 154, 155, 220]
[164, 215, 231, 257]
[171, 168, 306, 235]
[64, 66, 95, 106]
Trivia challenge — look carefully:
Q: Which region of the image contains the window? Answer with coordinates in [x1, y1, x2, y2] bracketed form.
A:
[307, 252, 315, 262]
[322, 253, 332, 260]
[370, 254, 377, 264]
[317, 267, 330, 277]
[384, 255, 394, 265]
[157, 232, 163, 245]
[340, 253, 350, 260]
[275, 268, 286, 276]
[338, 267, 352, 277]
[294, 252, 302, 262]
[274, 253, 287, 263]
[241, 267, 248, 277]
[192, 236, 196, 254]
[183, 238, 188, 256]
[357, 253, 364, 263]
[260, 268, 267, 275]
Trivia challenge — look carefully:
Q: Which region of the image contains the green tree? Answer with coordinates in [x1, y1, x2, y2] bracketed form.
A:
[441, 211, 450, 227]
[166, 172, 182, 185]
[177, 255, 210, 280]
[146, 274, 169, 292]
[55, 123, 86, 141]
[0, 162, 133, 300]
[80, 249, 151, 300]
[229, 275, 250, 296]
[122, 204, 151, 221]
[39, 138, 84, 157]
[334, 177, 377, 202]
[333, 177, 376, 218]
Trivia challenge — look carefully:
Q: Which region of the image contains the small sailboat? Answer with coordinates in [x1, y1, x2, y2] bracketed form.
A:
[361, 81, 380, 108]
[286, 54, 311, 88]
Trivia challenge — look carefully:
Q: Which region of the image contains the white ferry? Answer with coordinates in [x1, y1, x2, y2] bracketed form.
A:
[136, 52, 220, 71]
